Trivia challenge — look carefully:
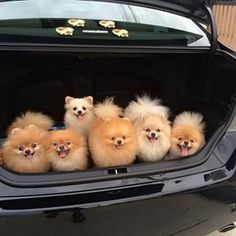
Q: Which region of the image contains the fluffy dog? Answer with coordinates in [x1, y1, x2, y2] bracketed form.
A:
[89, 98, 138, 168]
[125, 95, 171, 162]
[169, 112, 205, 158]
[2, 111, 53, 173]
[64, 96, 94, 136]
[2, 125, 50, 173]
[46, 129, 88, 172]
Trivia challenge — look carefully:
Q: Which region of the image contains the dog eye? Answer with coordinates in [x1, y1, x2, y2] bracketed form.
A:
[53, 142, 57, 146]
[122, 136, 126, 139]
[145, 128, 150, 132]
[111, 137, 115, 141]
[73, 106, 77, 111]
[31, 143, 37, 148]
[65, 141, 71, 145]
[178, 137, 182, 141]
[82, 106, 86, 111]
[18, 145, 24, 151]
[156, 128, 161, 132]
[190, 139, 194, 143]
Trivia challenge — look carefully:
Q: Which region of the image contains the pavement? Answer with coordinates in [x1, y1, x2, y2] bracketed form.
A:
[0, 212, 235, 236]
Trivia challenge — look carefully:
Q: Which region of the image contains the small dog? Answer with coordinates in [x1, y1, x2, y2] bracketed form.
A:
[89, 98, 138, 168]
[169, 112, 205, 158]
[46, 129, 88, 172]
[2, 125, 50, 173]
[64, 96, 94, 136]
[125, 95, 171, 162]
[2, 111, 53, 173]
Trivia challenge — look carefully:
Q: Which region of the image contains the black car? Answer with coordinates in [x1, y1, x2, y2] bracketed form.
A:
[0, 0, 235, 235]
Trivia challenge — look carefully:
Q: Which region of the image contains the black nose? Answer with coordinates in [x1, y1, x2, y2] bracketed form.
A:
[25, 149, 31, 155]
[184, 141, 189, 145]
[59, 145, 64, 150]
[117, 140, 122, 145]
[78, 110, 82, 115]
[151, 132, 156, 138]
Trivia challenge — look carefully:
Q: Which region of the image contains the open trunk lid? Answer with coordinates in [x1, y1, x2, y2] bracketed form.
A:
[120, 0, 212, 23]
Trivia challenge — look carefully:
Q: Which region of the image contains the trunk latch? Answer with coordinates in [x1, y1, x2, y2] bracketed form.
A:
[107, 168, 127, 175]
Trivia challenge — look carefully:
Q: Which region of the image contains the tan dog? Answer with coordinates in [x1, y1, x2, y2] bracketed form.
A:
[3, 126, 50, 173]
[89, 98, 138, 168]
[46, 129, 88, 172]
[169, 112, 205, 159]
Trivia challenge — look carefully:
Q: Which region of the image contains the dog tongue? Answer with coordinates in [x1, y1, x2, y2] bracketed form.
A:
[59, 151, 67, 158]
[77, 115, 83, 120]
[181, 147, 188, 156]
[25, 154, 33, 159]
[150, 138, 156, 144]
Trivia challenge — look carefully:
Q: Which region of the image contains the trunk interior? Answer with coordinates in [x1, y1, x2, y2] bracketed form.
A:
[0, 50, 235, 175]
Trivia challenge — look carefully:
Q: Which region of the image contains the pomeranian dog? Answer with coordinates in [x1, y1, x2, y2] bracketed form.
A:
[64, 96, 94, 136]
[124, 95, 171, 162]
[2, 125, 50, 173]
[45, 129, 88, 172]
[89, 98, 138, 168]
[169, 112, 205, 159]
[7, 111, 54, 135]
[2, 111, 53, 173]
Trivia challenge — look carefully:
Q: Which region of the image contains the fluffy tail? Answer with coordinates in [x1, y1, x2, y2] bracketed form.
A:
[94, 97, 123, 120]
[7, 111, 54, 135]
[173, 112, 205, 132]
[124, 95, 169, 121]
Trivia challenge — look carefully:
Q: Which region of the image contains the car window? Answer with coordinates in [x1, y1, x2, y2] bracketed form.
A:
[0, 0, 210, 47]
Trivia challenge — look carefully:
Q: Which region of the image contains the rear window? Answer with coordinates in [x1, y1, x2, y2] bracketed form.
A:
[0, 0, 210, 47]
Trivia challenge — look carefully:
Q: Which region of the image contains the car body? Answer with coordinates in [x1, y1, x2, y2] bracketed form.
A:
[0, 0, 235, 235]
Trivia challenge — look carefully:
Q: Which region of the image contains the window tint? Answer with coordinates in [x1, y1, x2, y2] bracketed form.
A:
[0, 0, 210, 47]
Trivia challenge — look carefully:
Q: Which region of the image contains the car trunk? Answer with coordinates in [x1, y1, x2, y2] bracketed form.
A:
[0, 50, 235, 179]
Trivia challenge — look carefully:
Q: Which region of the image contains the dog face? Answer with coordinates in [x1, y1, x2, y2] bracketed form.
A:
[109, 134, 127, 150]
[138, 115, 171, 145]
[47, 129, 84, 159]
[46, 129, 88, 171]
[15, 142, 40, 160]
[65, 96, 93, 120]
[171, 125, 205, 156]
[51, 140, 71, 159]
[99, 118, 136, 151]
[4, 126, 46, 160]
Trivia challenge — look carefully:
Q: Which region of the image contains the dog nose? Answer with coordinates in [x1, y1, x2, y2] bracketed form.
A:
[151, 132, 156, 138]
[184, 141, 189, 145]
[78, 110, 82, 115]
[117, 140, 122, 145]
[25, 149, 31, 155]
[59, 145, 65, 150]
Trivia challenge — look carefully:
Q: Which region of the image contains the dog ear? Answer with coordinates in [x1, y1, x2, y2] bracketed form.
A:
[27, 125, 37, 130]
[160, 113, 171, 124]
[65, 96, 74, 104]
[11, 128, 21, 136]
[85, 96, 93, 104]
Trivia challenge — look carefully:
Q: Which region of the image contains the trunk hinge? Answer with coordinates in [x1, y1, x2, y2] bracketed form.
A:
[204, 3, 218, 58]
